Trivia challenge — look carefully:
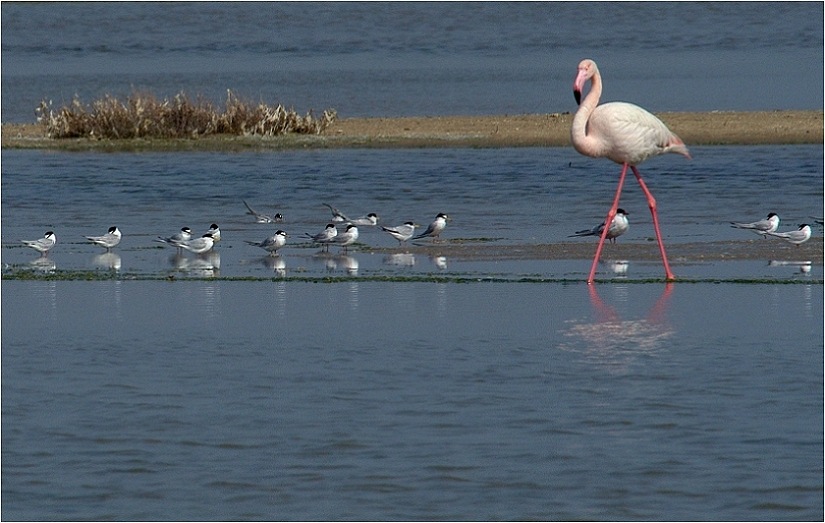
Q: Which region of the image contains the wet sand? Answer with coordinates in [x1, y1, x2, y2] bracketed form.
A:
[2, 110, 822, 151]
[3, 238, 821, 283]
[368, 238, 823, 264]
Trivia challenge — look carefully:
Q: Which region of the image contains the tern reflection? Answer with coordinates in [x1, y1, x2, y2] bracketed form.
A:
[314, 252, 359, 275]
[336, 255, 359, 275]
[560, 284, 675, 366]
[261, 255, 287, 277]
[768, 260, 813, 275]
[170, 251, 220, 277]
[28, 256, 57, 273]
[384, 253, 415, 267]
[607, 259, 629, 276]
[431, 255, 448, 270]
[92, 252, 121, 271]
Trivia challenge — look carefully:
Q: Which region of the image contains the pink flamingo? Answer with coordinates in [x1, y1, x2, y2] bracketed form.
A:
[571, 59, 690, 283]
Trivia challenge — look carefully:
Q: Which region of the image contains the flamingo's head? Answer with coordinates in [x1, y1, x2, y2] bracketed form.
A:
[573, 59, 598, 105]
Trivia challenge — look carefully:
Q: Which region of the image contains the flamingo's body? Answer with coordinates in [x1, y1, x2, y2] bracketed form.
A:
[571, 59, 689, 283]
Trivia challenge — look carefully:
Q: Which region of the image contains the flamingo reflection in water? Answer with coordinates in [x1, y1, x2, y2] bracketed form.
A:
[560, 284, 675, 367]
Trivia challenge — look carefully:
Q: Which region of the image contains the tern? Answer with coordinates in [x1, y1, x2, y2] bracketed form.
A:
[305, 223, 338, 251]
[243, 200, 283, 223]
[333, 224, 359, 252]
[730, 212, 780, 238]
[245, 230, 288, 256]
[205, 224, 221, 242]
[569, 209, 629, 243]
[347, 213, 380, 227]
[85, 226, 121, 251]
[21, 231, 56, 256]
[413, 213, 450, 241]
[382, 222, 416, 246]
[766, 224, 812, 246]
[323, 203, 348, 222]
[174, 233, 216, 254]
[156, 227, 192, 253]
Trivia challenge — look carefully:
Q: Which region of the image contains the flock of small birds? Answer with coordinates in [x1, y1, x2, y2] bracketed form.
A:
[20, 223, 222, 257]
[19, 203, 816, 261]
[17, 202, 452, 259]
[566, 210, 815, 247]
[729, 212, 814, 245]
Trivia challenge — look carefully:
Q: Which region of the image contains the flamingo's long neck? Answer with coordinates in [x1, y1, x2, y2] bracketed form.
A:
[571, 70, 604, 158]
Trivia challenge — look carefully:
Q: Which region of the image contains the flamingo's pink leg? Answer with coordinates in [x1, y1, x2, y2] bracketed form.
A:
[631, 166, 676, 281]
[588, 163, 629, 284]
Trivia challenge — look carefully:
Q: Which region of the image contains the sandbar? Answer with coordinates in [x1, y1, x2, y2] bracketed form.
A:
[366, 238, 823, 265]
[2, 110, 822, 151]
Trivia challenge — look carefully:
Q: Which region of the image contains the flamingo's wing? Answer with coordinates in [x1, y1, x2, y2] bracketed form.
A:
[592, 102, 688, 164]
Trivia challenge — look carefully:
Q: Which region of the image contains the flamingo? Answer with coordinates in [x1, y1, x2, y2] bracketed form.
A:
[571, 59, 690, 283]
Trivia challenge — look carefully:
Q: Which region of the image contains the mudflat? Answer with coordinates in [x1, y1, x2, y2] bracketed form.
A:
[367, 239, 823, 265]
[2, 110, 822, 151]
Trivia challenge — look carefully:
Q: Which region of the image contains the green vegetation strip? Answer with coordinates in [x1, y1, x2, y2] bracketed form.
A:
[3, 271, 821, 285]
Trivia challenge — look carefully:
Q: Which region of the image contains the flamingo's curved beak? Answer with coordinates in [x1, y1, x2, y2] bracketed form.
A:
[573, 68, 588, 105]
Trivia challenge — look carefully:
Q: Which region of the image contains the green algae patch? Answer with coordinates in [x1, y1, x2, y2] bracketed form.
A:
[2, 269, 821, 285]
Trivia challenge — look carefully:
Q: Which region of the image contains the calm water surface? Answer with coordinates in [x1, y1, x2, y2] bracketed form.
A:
[3, 280, 823, 520]
[2, 3, 823, 122]
[2, 144, 823, 520]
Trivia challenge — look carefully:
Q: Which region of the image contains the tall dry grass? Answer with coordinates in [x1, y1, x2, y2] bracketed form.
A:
[36, 91, 337, 139]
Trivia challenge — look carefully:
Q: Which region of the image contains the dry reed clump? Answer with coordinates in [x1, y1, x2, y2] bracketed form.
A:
[35, 90, 337, 139]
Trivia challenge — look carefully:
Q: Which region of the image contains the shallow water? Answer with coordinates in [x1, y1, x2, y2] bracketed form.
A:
[2, 145, 822, 281]
[2, 280, 822, 520]
[2, 142, 823, 520]
[2, 145, 823, 521]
